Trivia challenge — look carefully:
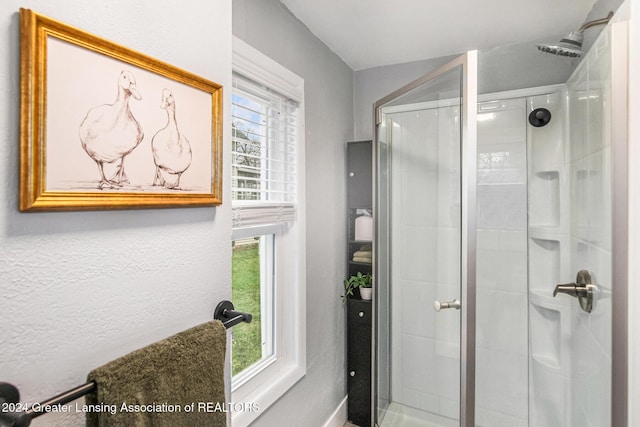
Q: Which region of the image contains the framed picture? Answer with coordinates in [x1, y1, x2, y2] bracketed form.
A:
[19, 8, 223, 211]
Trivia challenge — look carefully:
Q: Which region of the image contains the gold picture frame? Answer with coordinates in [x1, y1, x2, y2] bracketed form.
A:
[19, 8, 223, 211]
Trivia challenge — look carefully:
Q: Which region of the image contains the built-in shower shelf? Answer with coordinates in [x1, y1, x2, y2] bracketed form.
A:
[534, 170, 562, 177]
[529, 226, 566, 241]
[529, 288, 571, 309]
[531, 354, 562, 372]
[528, 169, 562, 226]
[476, 182, 526, 186]
[529, 286, 570, 374]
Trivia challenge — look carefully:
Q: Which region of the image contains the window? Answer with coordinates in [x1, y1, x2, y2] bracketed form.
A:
[231, 233, 274, 377]
[230, 37, 305, 427]
[232, 74, 297, 203]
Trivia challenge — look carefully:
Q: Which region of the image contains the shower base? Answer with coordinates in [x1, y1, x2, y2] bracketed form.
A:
[379, 403, 457, 427]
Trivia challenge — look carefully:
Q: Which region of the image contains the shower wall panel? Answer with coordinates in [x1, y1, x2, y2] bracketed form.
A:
[566, 26, 612, 427]
[475, 98, 529, 426]
[527, 90, 571, 427]
[527, 25, 614, 427]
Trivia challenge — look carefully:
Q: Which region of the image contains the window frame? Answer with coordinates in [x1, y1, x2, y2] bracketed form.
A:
[230, 228, 276, 382]
[231, 37, 306, 427]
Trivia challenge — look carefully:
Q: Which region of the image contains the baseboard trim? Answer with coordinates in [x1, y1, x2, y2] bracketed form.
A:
[323, 395, 348, 427]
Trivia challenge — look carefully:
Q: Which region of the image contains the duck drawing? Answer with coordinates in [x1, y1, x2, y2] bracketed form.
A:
[151, 88, 192, 189]
[79, 70, 144, 189]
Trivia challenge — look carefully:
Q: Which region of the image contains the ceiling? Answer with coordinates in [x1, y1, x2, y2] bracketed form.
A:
[279, 0, 597, 70]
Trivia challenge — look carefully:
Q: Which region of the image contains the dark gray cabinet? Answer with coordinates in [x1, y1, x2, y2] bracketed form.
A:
[347, 141, 373, 279]
[346, 141, 372, 426]
[347, 299, 372, 426]
[347, 141, 372, 209]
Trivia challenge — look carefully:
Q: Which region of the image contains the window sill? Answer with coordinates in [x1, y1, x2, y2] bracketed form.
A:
[231, 362, 305, 426]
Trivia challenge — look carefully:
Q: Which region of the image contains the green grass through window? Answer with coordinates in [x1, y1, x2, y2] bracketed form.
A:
[231, 242, 262, 376]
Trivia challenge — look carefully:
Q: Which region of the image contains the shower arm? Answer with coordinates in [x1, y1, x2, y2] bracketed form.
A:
[578, 11, 614, 32]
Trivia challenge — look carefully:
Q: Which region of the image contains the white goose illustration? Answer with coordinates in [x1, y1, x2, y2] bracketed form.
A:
[79, 70, 144, 189]
[151, 89, 192, 189]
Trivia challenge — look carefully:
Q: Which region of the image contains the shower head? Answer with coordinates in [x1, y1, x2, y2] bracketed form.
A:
[537, 11, 614, 58]
[537, 31, 584, 57]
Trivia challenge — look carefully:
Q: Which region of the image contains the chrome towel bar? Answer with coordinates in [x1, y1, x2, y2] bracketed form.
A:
[213, 300, 253, 328]
[0, 300, 251, 427]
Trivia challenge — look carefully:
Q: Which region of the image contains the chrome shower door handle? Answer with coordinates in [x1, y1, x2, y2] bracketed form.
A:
[434, 299, 461, 312]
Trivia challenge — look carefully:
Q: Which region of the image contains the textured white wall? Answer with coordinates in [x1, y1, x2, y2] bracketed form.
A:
[0, 1, 232, 426]
[233, 0, 354, 425]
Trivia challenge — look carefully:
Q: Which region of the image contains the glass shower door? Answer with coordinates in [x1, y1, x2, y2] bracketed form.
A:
[374, 51, 477, 427]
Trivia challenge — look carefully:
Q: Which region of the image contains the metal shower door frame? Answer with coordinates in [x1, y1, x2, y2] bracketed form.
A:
[610, 18, 629, 427]
[372, 50, 478, 427]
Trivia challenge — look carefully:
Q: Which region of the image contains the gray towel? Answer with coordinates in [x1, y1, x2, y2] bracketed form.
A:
[86, 320, 227, 427]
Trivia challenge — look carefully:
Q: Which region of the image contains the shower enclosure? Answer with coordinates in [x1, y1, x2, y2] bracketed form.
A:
[373, 15, 628, 427]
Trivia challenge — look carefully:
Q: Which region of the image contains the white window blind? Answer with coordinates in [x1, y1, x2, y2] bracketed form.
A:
[232, 73, 298, 227]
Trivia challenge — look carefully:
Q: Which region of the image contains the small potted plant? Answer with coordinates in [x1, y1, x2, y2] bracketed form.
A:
[342, 272, 373, 302]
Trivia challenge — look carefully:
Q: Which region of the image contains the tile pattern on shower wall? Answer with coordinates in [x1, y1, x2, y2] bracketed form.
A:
[475, 98, 529, 426]
[566, 25, 612, 427]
